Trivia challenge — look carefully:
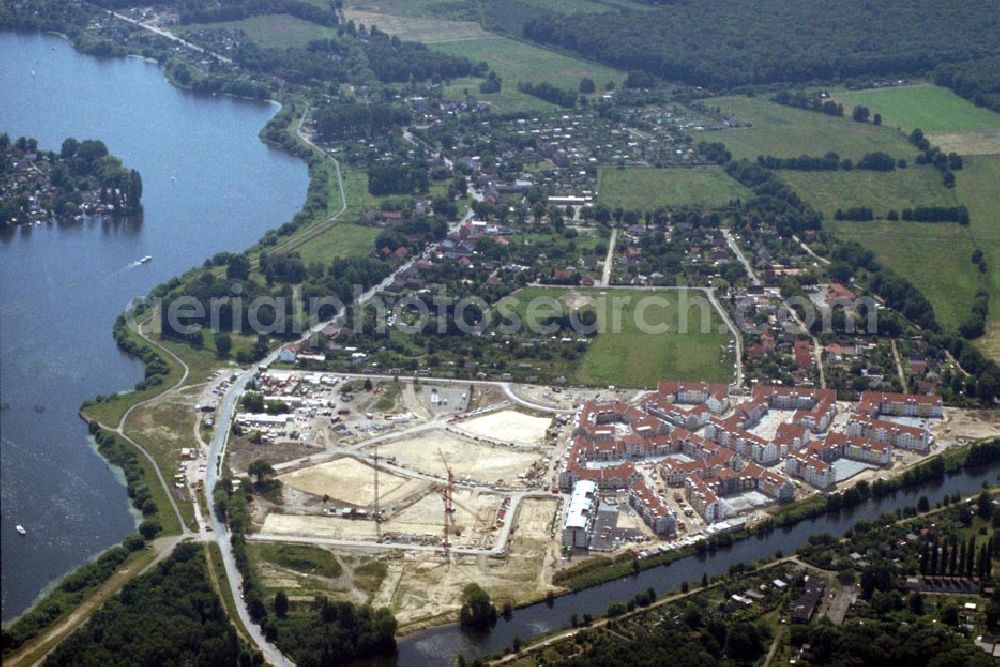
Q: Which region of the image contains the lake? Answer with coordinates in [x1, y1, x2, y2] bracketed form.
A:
[0, 31, 308, 622]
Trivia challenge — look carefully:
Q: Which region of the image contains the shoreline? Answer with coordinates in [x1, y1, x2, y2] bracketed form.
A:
[0, 24, 312, 639]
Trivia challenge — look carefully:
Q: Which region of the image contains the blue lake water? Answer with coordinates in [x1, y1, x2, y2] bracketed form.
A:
[0, 31, 308, 621]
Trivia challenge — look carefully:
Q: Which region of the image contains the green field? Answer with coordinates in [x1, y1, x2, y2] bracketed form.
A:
[705, 96, 917, 161]
[501, 287, 733, 387]
[835, 84, 1000, 134]
[780, 165, 958, 219]
[956, 157, 1000, 358]
[597, 167, 753, 210]
[432, 36, 626, 112]
[295, 223, 380, 265]
[828, 219, 980, 332]
[175, 14, 338, 49]
[819, 156, 1000, 343]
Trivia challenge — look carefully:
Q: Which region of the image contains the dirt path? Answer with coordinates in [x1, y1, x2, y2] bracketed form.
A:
[891, 339, 907, 389]
[601, 228, 617, 286]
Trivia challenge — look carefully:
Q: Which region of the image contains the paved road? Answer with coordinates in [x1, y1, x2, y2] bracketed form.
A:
[793, 234, 830, 265]
[325, 372, 574, 414]
[110, 11, 232, 64]
[272, 100, 347, 255]
[725, 229, 824, 387]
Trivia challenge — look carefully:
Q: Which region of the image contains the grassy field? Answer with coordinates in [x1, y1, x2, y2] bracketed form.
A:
[827, 219, 980, 332]
[250, 543, 343, 578]
[780, 165, 959, 219]
[295, 223, 379, 265]
[819, 156, 1000, 345]
[502, 287, 733, 387]
[343, 7, 488, 44]
[433, 36, 626, 113]
[174, 14, 338, 49]
[704, 96, 917, 161]
[834, 84, 1000, 134]
[597, 166, 753, 210]
[956, 157, 1000, 359]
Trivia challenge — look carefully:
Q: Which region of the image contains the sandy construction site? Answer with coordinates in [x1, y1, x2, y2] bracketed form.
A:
[261, 488, 504, 548]
[375, 430, 546, 484]
[371, 496, 561, 628]
[278, 457, 427, 507]
[457, 410, 553, 444]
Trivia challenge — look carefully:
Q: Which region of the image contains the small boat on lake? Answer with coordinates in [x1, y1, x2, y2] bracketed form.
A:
[138, 255, 152, 264]
[16, 524, 27, 536]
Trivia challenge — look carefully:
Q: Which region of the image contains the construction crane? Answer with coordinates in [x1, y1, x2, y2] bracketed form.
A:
[373, 443, 381, 539]
[438, 448, 455, 552]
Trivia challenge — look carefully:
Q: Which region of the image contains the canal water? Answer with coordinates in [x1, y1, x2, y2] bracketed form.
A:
[0, 31, 308, 621]
[391, 463, 1000, 665]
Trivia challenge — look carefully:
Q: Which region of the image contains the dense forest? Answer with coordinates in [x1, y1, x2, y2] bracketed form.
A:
[46, 543, 249, 666]
[268, 597, 398, 665]
[522, 0, 1000, 89]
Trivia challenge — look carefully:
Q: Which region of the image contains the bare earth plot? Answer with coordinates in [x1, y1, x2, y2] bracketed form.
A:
[926, 130, 1000, 157]
[261, 489, 501, 546]
[458, 410, 553, 444]
[378, 431, 544, 483]
[372, 497, 559, 628]
[279, 457, 426, 506]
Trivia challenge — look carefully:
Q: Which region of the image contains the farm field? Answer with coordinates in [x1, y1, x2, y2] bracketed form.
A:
[779, 165, 959, 219]
[501, 287, 733, 387]
[173, 14, 337, 49]
[827, 219, 980, 333]
[834, 84, 1000, 134]
[704, 96, 917, 161]
[597, 167, 753, 210]
[343, 0, 478, 21]
[956, 157, 1000, 359]
[433, 36, 626, 112]
[341, 7, 488, 43]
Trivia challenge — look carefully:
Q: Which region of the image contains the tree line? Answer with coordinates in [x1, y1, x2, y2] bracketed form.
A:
[517, 81, 578, 108]
[756, 151, 898, 172]
[173, 0, 340, 27]
[772, 91, 844, 116]
[933, 55, 1000, 113]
